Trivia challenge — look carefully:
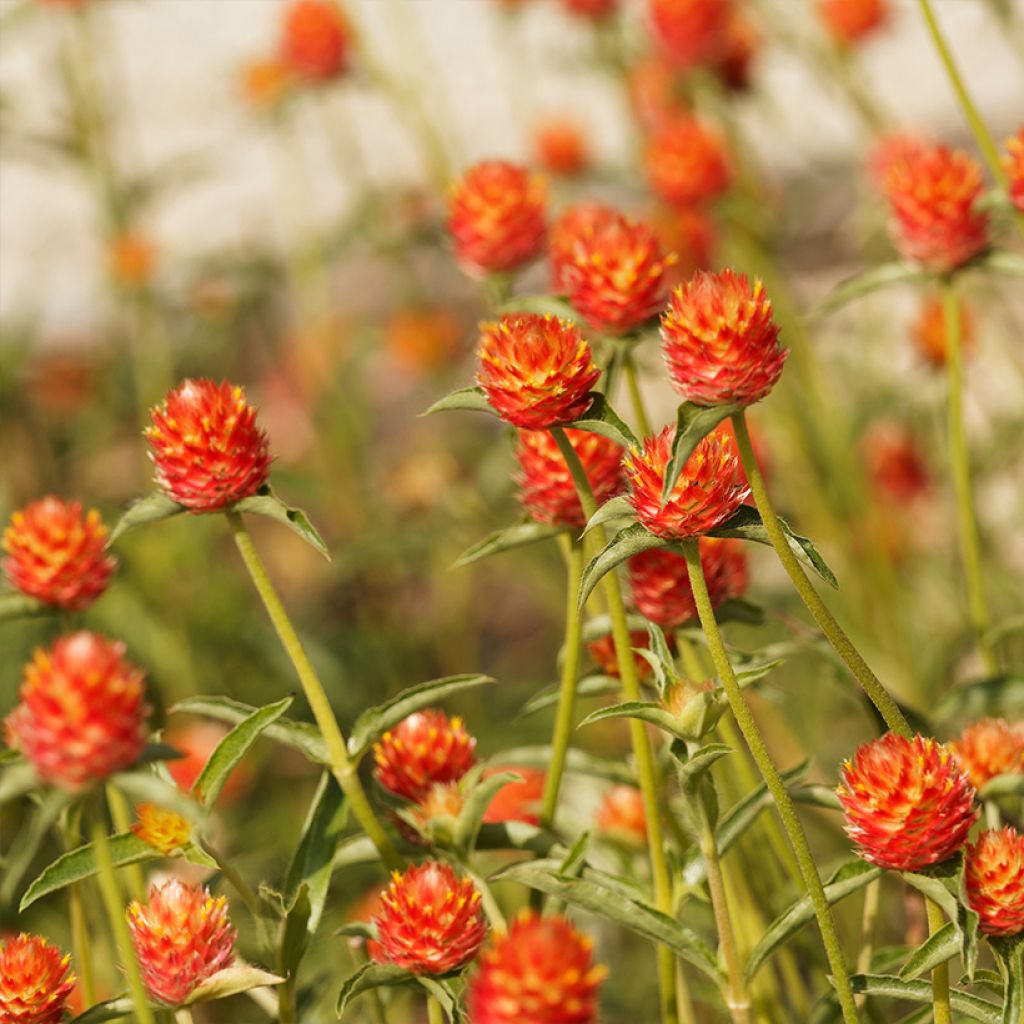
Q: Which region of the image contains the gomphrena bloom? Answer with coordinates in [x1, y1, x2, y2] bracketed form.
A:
[627, 54, 683, 134]
[861, 422, 930, 505]
[476, 314, 600, 429]
[146, 378, 271, 513]
[448, 161, 547, 277]
[515, 428, 624, 528]
[1005, 127, 1024, 211]
[482, 767, 546, 826]
[2, 496, 116, 611]
[595, 785, 647, 846]
[386, 305, 462, 373]
[881, 141, 989, 272]
[371, 862, 487, 975]
[625, 426, 749, 540]
[239, 57, 294, 112]
[0, 934, 76, 1024]
[661, 268, 787, 408]
[629, 537, 748, 628]
[911, 294, 974, 368]
[279, 0, 351, 82]
[817, 0, 887, 46]
[964, 827, 1024, 937]
[949, 718, 1024, 790]
[467, 910, 607, 1024]
[406, 781, 465, 843]
[549, 202, 617, 292]
[648, 0, 731, 70]
[645, 115, 731, 208]
[132, 804, 192, 855]
[837, 733, 977, 871]
[866, 132, 929, 190]
[127, 880, 235, 1007]
[109, 232, 156, 289]
[533, 118, 589, 178]
[4, 632, 149, 789]
[586, 629, 655, 681]
[373, 709, 476, 801]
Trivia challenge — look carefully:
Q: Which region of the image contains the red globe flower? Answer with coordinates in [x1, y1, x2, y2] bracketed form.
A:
[648, 0, 731, 70]
[645, 115, 731, 208]
[587, 629, 656, 681]
[910, 294, 974, 368]
[280, 0, 351, 82]
[371, 862, 487, 974]
[625, 426, 749, 540]
[964, 827, 1024, 937]
[239, 57, 294, 112]
[3, 496, 116, 611]
[373, 710, 476, 801]
[0, 934, 76, 1024]
[562, 0, 617, 18]
[949, 718, 1024, 790]
[861, 422, 930, 505]
[837, 733, 977, 871]
[627, 54, 684, 133]
[549, 202, 618, 292]
[533, 118, 589, 178]
[661, 268, 787, 408]
[386, 305, 463, 373]
[4, 632, 149, 790]
[866, 133, 929, 190]
[482, 767, 546, 826]
[132, 804, 192, 855]
[146, 379, 271, 513]
[595, 785, 647, 846]
[818, 0, 887, 46]
[467, 910, 607, 1024]
[448, 161, 547, 277]
[1004, 127, 1024, 212]
[476, 314, 600, 429]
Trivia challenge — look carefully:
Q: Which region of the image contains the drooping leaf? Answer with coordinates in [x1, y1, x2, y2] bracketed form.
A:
[581, 495, 635, 538]
[475, 822, 563, 857]
[234, 490, 329, 559]
[137, 742, 186, 765]
[570, 392, 639, 449]
[897, 922, 961, 980]
[990, 934, 1024, 1024]
[68, 998, 134, 1023]
[846, 975, 1001, 1023]
[811, 261, 932, 319]
[670, 742, 732, 794]
[332, 834, 381, 870]
[183, 962, 285, 1005]
[454, 771, 522, 856]
[453, 522, 565, 568]
[0, 761, 37, 805]
[901, 857, 961, 923]
[337, 962, 412, 1017]
[661, 402, 743, 503]
[517, 675, 620, 719]
[579, 701, 698, 743]
[424, 386, 492, 417]
[108, 492, 186, 546]
[790, 784, 843, 811]
[578, 523, 666, 610]
[1, 789, 72, 902]
[279, 883, 312, 980]
[416, 976, 461, 1023]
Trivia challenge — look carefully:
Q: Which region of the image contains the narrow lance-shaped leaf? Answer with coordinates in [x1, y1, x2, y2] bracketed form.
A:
[900, 857, 961, 924]
[810, 261, 933, 320]
[578, 523, 666, 610]
[581, 495, 635, 538]
[279, 884, 312, 981]
[69, 999, 136, 1024]
[233, 488, 329, 560]
[182, 962, 285, 1005]
[108, 492, 186, 546]
[454, 770, 522, 856]
[570, 392, 639, 450]
[670, 742, 732, 794]
[424, 386, 492, 417]
[846, 975, 1002, 1024]
[453, 522, 565, 569]
[1, 789, 72, 902]
[0, 592, 49, 621]
[897, 922, 961, 981]
[337, 962, 412, 1018]
[990, 934, 1024, 1024]
[661, 401, 742, 504]
[579, 701, 694, 743]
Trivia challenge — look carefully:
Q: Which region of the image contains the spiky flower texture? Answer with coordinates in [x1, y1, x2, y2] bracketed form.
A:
[0, 934, 75, 1024]
[132, 804, 192, 854]
[646, 115, 731, 208]
[964, 827, 1024, 937]
[373, 709, 476, 801]
[949, 718, 1024, 789]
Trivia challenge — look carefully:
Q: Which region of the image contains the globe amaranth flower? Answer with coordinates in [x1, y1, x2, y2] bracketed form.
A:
[239, 57, 294, 112]
[645, 115, 731, 209]
[661, 268, 787, 408]
[533, 118, 589, 178]
[127, 880, 235, 1007]
[0, 934, 76, 1024]
[467, 910, 607, 1024]
[911, 294, 974, 368]
[1004, 126, 1024, 211]
[373, 709, 476, 801]
[648, 0, 731, 70]
[4, 632, 149, 789]
[109, 232, 156, 290]
[515, 428, 623, 529]
[964, 827, 1024, 937]
[595, 785, 647, 847]
[448, 161, 547, 277]
[476, 314, 600, 429]
[279, 0, 351, 81]
[481, 767, 546, 826]
[132, 804, 192, 855]
[818, 0, 887, 46]
[625, 426, 749, 540]
[586, 629, 656, 681]
[627, 54, 685, 133]
[386, 305, 462, 373]
[949, 718, 1024, 790]
[371, 861, 487, 975]
[549, 202, 618, 292]
[3, 496, 116, 611]
[837, 733, 977, 871]
[861, 422, 930, 505]
[146, 378, 271, 513]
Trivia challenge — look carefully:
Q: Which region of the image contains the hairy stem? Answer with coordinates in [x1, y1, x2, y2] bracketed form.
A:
[925, 897, 952, 1024]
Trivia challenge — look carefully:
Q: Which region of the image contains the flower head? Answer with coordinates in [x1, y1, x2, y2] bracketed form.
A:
[371, 862, 487, 974]
[663, 679, 726, 740]
[587, 629, 656, 681]
[3, 497, 116, 610]
[818, 0, 887, 45]
[862, 422, 930, 505]
[533, 118, 589, 178]
[146, 378, 271, 513]
[627, 54, 684, 132]
[866, 133, 929, 190]
[110, 233, 156, 289]
[949, 718, 1024, 790]
[965, 827, 1024, 937]
[661, 269, 786, 407]
[240, 57, 293, 111]
[127, 880, 235, 1006]
[132, 805, 192, 855]
[280, 0, 351, 81]
[386, 306, 462, 373]
[403, 781, 466, 845]
[373, 710, 476, 802]
[716, 8, 758, 90]
[549, 202, 618, 292]
[4, 632, 149, 789]
[645, 115, 731, 208]
[911, 294, 974, 368]
[596, 785, 647, 846]
[649, 0, 731, 70]
[476, 314, 599, 429]
[467, 910, 607, 1024]
[482, 767, 546, 826]
[837, 733, 977, 871]
[1004, 127, 1024, 211]
[0, 934, 76, 1024]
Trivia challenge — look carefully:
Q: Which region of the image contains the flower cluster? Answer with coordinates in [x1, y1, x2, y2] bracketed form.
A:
[373, 710, 477, 801]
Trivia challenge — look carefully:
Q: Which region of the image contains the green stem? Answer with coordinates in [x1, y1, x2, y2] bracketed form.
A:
[62, 812, 96, 1007]
[680, 540, 860, 1024]
[622, 353, 653, 438]
[172, 1011, 195, 1024]
[730, 411, 912, 738]
[427, 994, 444, 1024]
[942, 280, 998, 675]
[925, 897, 952, 1024]
[226, 511, 401, 870]
[855, 877, 880, 1007]
[277, 975, 297, 1024]
[106, 784, 146, 900]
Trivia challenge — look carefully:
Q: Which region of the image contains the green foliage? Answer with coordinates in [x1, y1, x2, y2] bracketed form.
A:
[661, 401, 743, 503]
[234, 488, 330, 559]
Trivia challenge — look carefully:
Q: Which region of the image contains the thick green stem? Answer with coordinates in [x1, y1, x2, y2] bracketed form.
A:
[680, 540, 860, 1024]
[427, 994, 444, 1024]
[106, 784, 146, 900]
[854, 877, 881, 1007]
[925, 897, 952, 1024]
[731, 411, 912, 738]
[62, 813, 96, 1007]
[942, 281, 998, 675]
[622, 353, 653, 438]
[277, 975, 297, 1024]
[226, 512, 401, 870]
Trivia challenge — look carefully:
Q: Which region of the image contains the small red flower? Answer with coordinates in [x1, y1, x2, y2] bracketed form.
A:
[549, 202, 618, 292]
[964, 827, 1024, 937]
[146, 379, 271, 513]
[648, 0, 731, 70]
[818, 0, 887, 46]
[627, 54, 684, 133]
[110, 232, 156, 289]
[467, 910, 607, 1024]
[476, 314, 600, 429]
[910, 294, 974, 368]
[1004, 127, 1024, 212]
[0, 934, 76, 1024]
[127, 880, 235, 1007]
[4, 632, 149, 789]
[448, 161, 547, 277]
[866, 133, 929, 190]
[280, 0, 351, 82]
[482, 767, 546, 826]
[661, 268, 787, 408]
[595, 785, 647, 846]
[561, 0, 617, 18]
[533, 118, 589, 178]
[837, 733, 977, 871]
[386, 306, 463, 373]
[949, 718, 1024, 790]
[165, 720, 252, 804]
[587, 629, 656, 680]
[861, 422, 930, 505]
[625, 426, 749, 540]
[373, 710, 476, 801]
[515, 428, 624, 528]
[240, 57, 294, 112]
[645, 115, 731, 208]
[371, 862, 487, 974]
[3, 496, 116, 611]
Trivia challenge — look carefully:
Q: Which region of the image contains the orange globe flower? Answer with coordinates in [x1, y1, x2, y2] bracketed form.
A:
[645, 115, 731, 208]
[861, 422, 930, 505]
[661, 268, 787, 407]
[476, 314, 600, 429]
[866, 132, 929, 190]
[110, 232, 156, 289]
[649, 0, 731, 70]
[949, 718, 1024, 790]
[837, 733, 977, 871]
[562, 0, 617, 18]
[448, 161, 547, 277]
[371, 862, 487, 974]
[127, 880, 235, 1007]
[280, 0, 351, 82]
[3, 496, 116, 611]
[239, 57, 293, 111]
[910, 294, 974, 368]
[4, 632, 149, 790]
[818, 0, 887, 46]
[481, 767, 546, 826]
[386, 305, 462, 373]
[625, 426, 749, 540]
[587, 629, 656, 681]
[627, 54, 684, 133]
[964, 827, 1024, 937]
[146, 378, 272, 513]
[1004, 127, 1024, 211]
[467, 910, 607, 1024]
[132, 804, 192, 855]
[533, 118, 589, 178]
[595, 785, 647, 846]
[0, 934, 76, 1024]
[549, 202, 618, 292]
[373, 710, 476, 801]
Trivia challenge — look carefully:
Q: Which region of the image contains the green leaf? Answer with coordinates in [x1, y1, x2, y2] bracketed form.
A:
[0, 761, 37, 804]
[183, 962, 285, 1005]
[980, 771, 1024, 798]
[570, 392, 639, 449]
[579, 701, 703, 743]
[337, 962, 411, 1017]
[347, 674, 494, 758]
[279, 883, 312, 980]
[581, 495, 635, 538]
[990, 934, 1024, 1024]
[716, 759, 810, 857]
[137, 741, 186, 765]
[847, 975, 1001, 1024]
[557, 831, 591, 878]
[935, 674, 1024, 723]
[109, 773, 203, 821]
[661, 402, 743, 503]
[108, 492, 186, 545]
[416, 977, 460, 1023]
[452, 770, 520, 855]
[487, 746, 636, 784]
[0, 592, 49, 620]
[898, 922, 960, 980]
[476, 822, 563, 857]
[234, 489, 329, 559]
[811, 261, 932, 319]
[578, 523, 666, 609]
[670, 742, 732, 794]
[424, 386, 492, 417]
[1, 789, 72, 902]
[969, 249, 1024, 278]
[192, 696, 294, 808]
[517, 675, 620, 719]
[901, 857, 961, 923]
[453, 522, 564, 568]
[332, 834, 381, 870]
[790, 784, 843, 811]
[715, 597, 766, 626]
[68, 998, 134, 1023]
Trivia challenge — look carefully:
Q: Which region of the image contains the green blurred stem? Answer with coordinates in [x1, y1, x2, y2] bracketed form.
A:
[106, 784, 146, 899]
[680, 540, 860, 1024]
[942, 281, 998, 676]
[550, 426, 683, 1024]
[426, 994, 444, 1024]
[855, 878, 880, 1008]
[539, 534, 585, 831]
[62, 816, 96, 1007]
[925, 897, 952, 1024]
[622, 353, 653, 438]
[226, 512, 402, 871]
[730, 411, 912, 738]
